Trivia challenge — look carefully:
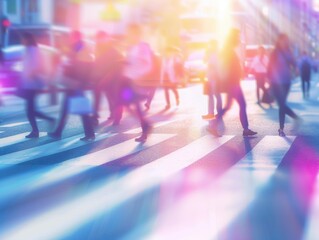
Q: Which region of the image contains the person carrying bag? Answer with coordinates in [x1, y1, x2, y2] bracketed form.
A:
[48, 31, 95, 141]
[20, 33, 54, 138]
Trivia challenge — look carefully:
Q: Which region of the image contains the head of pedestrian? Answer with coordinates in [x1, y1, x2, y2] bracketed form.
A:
[95, 31, 109, 43]
[275, 33, 290, 51]
[70, 30, 82, 45]
[208, 40, 218, 53]
[126, 23, 143, 46]
[21, 32, 37, 47]
[224, 28, 241, 50]
[258, 46, 265, 56]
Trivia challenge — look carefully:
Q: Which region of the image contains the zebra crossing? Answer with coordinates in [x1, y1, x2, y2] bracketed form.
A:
[1, 83, 319, 240]
[0, 116, 307, 240]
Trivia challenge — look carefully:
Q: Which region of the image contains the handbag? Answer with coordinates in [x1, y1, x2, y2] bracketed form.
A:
[68, 95, 93, 115]
[203, 81, 210, 95]
[261, 88, 274, 104]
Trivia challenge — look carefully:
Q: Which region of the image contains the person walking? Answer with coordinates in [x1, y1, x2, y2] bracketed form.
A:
[160, 46, 181, 110]
[21, 33, 54, 138]
[268, 33, 301, 137]
[202, 40, 222, 121]
[250, 46, 269, 103]
[113, 24, 152, 142]
[92, 31, 123, 125]
[299, 51, 312, 99]
[210, 28, 257, 137]
[48, 30, 95, 141]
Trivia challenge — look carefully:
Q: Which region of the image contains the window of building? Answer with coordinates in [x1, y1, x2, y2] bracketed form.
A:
[6, 0, 18, 15]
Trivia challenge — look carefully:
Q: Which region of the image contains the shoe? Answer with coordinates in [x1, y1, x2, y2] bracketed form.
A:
[176, 99, 180, 106]
[25, 132, 39, 138]
[278, 129, 286, 137]
[206, 126, 221, 137]
[144, 103, 150, 111]
[202, 114, 215, 120]
[80, 136, 95, 142]
[135, 134, 147, 143]
[243, 129, 257, 137]
[48, 132, 61, 140]
[92, 118, 99, 127]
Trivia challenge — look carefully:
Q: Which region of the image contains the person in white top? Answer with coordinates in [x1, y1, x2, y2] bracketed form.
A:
[113, 24, 152, 142]
[250, 46, 269, 103]
[21, 33, 54, 138]
[160, 46, 181, 109]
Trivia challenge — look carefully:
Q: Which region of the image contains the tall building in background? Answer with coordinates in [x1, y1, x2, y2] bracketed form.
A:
[0, 0, 53, 24]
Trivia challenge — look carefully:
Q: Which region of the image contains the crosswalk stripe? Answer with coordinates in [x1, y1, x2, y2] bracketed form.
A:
[303, 178, 319, 240]
[0, 133, 175, 207]
[0, 132, 47, 148]
[0, 135, 234, 240]
[123, 118, 184, 134]
[0, 132, 115, 164]
[144, 136, 296, 240]
[0, 121, 36, 128]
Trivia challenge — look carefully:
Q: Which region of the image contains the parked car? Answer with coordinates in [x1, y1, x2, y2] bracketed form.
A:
[0, 24, 72, 89]
[183, 39, 211, 83]
[243, 44, 274, 79]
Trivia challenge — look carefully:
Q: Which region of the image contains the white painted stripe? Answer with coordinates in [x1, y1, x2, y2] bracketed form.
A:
[0, 132, 46, 148]
[123, 118, 183, 134]
[0, 121, 37, 128]
[0, 135, 234, 240]
[0, 132, 115, 164]
[144, 136, 296, 240]
[303, 176, 319, 240]
[0, 133, 175, 206]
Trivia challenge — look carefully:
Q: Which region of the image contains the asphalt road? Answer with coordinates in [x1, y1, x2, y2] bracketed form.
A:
[1, 78, 319, 240]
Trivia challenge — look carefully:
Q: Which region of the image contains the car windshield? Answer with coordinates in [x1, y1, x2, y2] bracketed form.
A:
[188, 50, 205, 61]
[7, 28, 51, 46]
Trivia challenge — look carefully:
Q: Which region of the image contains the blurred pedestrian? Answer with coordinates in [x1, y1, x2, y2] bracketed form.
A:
[299, 51, 312, 99]
[113, 24, 152, 142]
[210, 28, 257, 137]
[250, 46, 269, 103]
[268, 33, 301, 137]
[21, 32, 54, 138]
[92, 31, 123, 125]
[202, 40, 222, 121]
[144, 52, 161, 111]
[48, 30, 95, 141]
[160, 46, 181, 110]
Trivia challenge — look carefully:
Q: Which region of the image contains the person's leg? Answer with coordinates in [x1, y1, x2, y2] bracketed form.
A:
[145, 87, 156, 109]
[255, 74, 261, 102]
[134, 100, 151, 142]
[80, 114, 95, 140]
[233, 87, 249, 130]
[272, 84, 286, 131]
[208, 93, 215, 115]
[93, 86, 102, 120]
[214, 91, 223, 115]
[25, 90, 39, 137]
[172, 86, 179, 106]
[301, 77, 306, 99]
[164, 87, 171, 108]
[52, 91, 71, 137]
[306, 80, 310, 98]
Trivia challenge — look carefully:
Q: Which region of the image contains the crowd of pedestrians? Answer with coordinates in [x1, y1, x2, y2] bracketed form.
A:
[6, 24, 315, 143]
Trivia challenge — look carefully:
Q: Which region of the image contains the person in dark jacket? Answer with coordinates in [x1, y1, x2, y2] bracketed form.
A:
[268, 33, 301, 137]
[209, 28, 257, 137]
[299, 51, 312, 99]
[92, 31, 123, 125]
[48, 30, 95, 141]
[113, 24, 152, 142]
[21, 33, 54, 138]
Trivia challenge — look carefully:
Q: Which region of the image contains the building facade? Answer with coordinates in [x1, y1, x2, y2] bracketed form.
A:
[1, 0, 53, 24]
